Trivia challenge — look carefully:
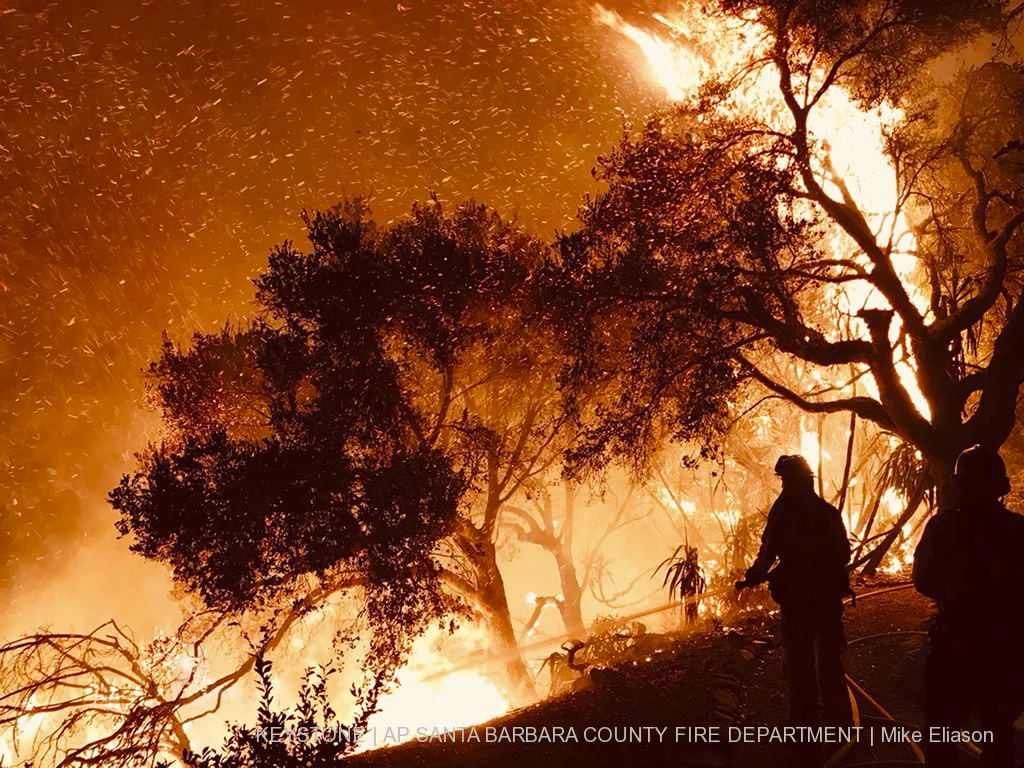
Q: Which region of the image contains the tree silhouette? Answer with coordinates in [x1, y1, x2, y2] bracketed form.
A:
[542, 0, 1023, 505]
[183, 657, 378, 768]
[111, 198, 557, 704]
[503, 475, 654, 639]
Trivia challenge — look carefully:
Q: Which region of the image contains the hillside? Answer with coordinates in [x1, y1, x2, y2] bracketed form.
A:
[348, 585, 1019, 767]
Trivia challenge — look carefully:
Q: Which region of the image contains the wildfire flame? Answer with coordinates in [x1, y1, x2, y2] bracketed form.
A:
[4, 10, 951, 767]
[594, 5, 710, 101]
[595, 2, 935, 576]
[362, 625, 510, 749]
[595, 2, 933, 420]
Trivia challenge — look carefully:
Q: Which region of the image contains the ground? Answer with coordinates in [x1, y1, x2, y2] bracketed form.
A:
[348, 581, 1022, 767]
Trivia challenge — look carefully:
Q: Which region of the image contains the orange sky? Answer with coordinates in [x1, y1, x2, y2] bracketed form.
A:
[0, 0, 667, 616]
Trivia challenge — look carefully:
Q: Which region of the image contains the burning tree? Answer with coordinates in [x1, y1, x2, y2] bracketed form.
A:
[502, 480, 591, 640]
[0, 619, 201, 767]
[543, 0, 1024, 544]
[7, 199, 687, 768]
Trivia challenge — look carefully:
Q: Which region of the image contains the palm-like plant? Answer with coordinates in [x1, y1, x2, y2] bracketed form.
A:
[654, 544, 706, 624]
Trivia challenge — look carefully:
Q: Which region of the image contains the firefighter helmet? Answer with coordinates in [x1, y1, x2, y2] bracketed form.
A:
[774, 454, 815, 477]
[953, 444, 1011, 498]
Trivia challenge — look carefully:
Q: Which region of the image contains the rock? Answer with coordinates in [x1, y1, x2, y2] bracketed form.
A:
[589, 667, 623, 688]
[571, 674, 594, 692]
[725, 630, 747, 646]
[708, 687, 739, 710]
[710, 673, 741, 690]
[724, 649, 756, 675]
[707, 709, 735, 727]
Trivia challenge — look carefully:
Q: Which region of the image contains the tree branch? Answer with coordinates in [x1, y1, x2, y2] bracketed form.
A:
[741, 358, 896, 431]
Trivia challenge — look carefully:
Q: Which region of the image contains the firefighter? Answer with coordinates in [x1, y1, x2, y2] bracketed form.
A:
[914, 444, 1024, 768]
[736, 454, 854, 734]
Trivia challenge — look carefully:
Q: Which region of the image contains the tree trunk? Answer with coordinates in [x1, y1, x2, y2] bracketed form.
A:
[858, 474, 929, 575]
[554, 551, 586, 640]
[929, 458, 957, 512]
[454, 523, 537, 706]
[473, 547, 538, 706]
[554, 482, 586, 639]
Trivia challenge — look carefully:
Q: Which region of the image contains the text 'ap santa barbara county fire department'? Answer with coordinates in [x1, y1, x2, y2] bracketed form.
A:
[255, 724, 995, 747]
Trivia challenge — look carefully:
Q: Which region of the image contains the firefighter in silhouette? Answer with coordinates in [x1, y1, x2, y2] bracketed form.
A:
[736, 455, 854, 734]
[914, 445, 1024, 768]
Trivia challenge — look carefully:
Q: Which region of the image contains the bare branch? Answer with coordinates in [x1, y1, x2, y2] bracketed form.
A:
[741, 358, 896, 431]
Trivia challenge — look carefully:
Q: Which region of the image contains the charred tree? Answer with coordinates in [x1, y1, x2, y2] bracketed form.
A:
[505, 481, 588, 640]
[448, 521, 536, 702]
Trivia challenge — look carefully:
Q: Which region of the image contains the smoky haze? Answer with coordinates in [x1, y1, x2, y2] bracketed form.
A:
[0, 0, 663, 630]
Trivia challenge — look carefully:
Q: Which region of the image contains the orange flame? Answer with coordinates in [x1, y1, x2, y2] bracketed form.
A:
[596, 3, 932, 420]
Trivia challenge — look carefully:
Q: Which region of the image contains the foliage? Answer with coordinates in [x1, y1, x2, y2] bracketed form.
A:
[538, 650, 576, 696]
[110, 198, 550, 683]
[878, 440, 931, 502]
[574, 618, 649, 667]
[183, 657, 380, 768]
[0, 620, 193, 768]
[725, 0, 1004, 106]
[718, 512, 765, 582]
[539, 0, 1024, 489]
[654, 544, 707, 623]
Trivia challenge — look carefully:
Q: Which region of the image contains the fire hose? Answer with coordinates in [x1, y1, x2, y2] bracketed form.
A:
[421, 583, 998, 766]
[424, 582, 909, 682]
[420, 582, 741, 683]
[838, 627, 994, 765]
